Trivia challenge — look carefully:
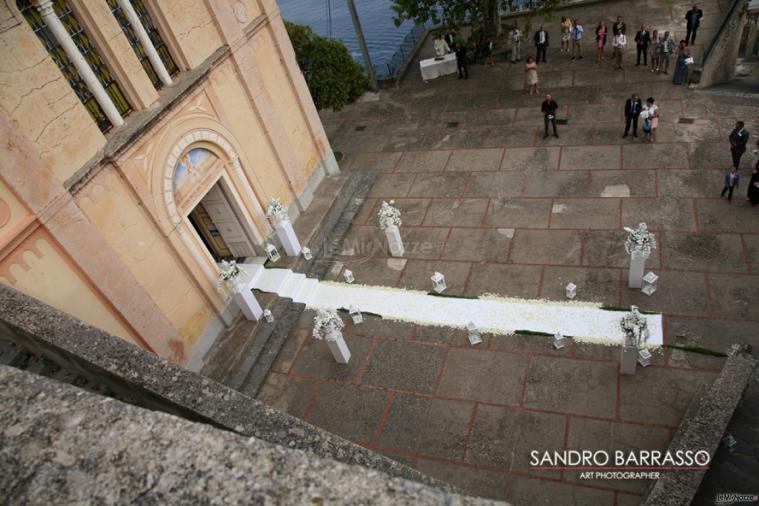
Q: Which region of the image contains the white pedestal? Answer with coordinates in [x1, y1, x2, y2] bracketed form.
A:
[385, 225, 404, 257]
[233, 288, 263, 321]
[628, 252, 648, 288]
[327, 333, 351, 364]
[620, 345, 638, 375]
[275, 220, 301, 256]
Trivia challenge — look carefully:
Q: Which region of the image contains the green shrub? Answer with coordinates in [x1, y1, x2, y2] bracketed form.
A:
[285, 22, 368, 111]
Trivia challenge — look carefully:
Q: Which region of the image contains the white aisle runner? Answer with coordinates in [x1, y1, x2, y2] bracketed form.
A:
[241, 264, 663, 347]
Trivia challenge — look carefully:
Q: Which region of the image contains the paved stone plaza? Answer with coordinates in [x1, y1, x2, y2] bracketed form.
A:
[256, 0, 759, 503]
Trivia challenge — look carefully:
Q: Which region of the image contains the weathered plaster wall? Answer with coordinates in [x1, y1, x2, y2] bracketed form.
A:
[0, 3, 105, 183]
[698, 1, 749, 88]
[76, 168, 215, 346]
[154, 1, 224, 69]
[0, 176, 28, 235]
[206, 60, 297, 203]
[0, 228, 136, 345]
[252, 26, 321, 185]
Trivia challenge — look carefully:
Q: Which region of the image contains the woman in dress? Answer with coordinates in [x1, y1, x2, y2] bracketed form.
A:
[596, 20, 608, 62]
[641, 97, 659, 143]
[524, 56, 539, 95]
[560, 16, 572, 53]
[748, 162, 759, 206]
[649, 30, 660, 73]
[672, 40, 691, 85]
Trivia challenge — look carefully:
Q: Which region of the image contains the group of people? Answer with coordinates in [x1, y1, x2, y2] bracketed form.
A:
[511, 4, 703, 90]
[434, 29, 496, 79]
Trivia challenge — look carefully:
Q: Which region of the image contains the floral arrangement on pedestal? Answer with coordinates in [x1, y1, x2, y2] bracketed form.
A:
[377, 200, 402, 230]
[312, 309, 345, 341]
[620, 305, 649, 347]
[266, 197, 289, 225]
[218, 260, 245, 292]
[624, 222, 657, 258]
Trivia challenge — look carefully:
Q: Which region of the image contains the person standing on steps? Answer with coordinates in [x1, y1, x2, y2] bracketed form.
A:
[454, 42, 469, 80]
[560, 16, 572, 54]
[721, 166, 740, 202]
[613, 30, 627, 69]
[525, 56, 539, 95]
[685, 4, 703, 45]
[596, 20, 608, 62]
[649, 30, 661, 72]
[535, 25, 549, 63]
[635, 25, 651, 66]
[613, 16, 626, 37]
[541, 93, 559, 138]
[570, 19, 584, 60]
[659, 31, 675, 74]
[510, 24, 522, 63]
[623, 94, 642, 138]
[729, 121, 749, 168]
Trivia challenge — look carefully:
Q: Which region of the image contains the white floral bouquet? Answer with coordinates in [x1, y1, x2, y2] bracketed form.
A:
[624, 222, 657, 257]
[218, 260, 245, 290]
[312, 309, 344, 341]
[377, 200, 402, 230]
[620, 305, 649, 346]
[266, 197, 288, 224]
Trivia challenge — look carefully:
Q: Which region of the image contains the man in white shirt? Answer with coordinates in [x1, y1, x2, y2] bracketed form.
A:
[612, 31, 627, 69]
[570, 19, 584, 60]
[659, 31, 675, 74]
[534, 25, 549, 63]
[510, 25, 522, 63]
[433, 34, 450, 57]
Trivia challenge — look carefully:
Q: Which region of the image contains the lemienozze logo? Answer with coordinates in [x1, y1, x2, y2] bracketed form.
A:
[529, 450, 711, 480]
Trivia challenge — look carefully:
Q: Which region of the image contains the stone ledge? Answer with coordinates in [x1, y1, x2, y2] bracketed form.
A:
[643, 345, 757, 506]
[0, 365, 499, 505]
[0, 284, 447, 491]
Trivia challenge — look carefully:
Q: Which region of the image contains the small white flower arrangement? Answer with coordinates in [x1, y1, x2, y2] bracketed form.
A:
[266, 197, 289, 224]
[377, 200, 402, 230]
[624, 222, 657, 257]
[620, 305, 649, 347]
[218, 260, 245, 290]
[312, 309, 344, 341]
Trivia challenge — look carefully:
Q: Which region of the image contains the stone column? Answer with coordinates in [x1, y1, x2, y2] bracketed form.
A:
[384, 224, 404, 257]
[326, 329, 351, 364]
[232, 287, 263, 321]
[33, 0, 124, 128]
[115, 0, 173, 86]
[620, 345, 638, 375]
[628, 250, 649, 288]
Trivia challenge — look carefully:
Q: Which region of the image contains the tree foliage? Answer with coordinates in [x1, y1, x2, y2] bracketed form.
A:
[285, 22, 368, 111]
[391, 0, 566, 37]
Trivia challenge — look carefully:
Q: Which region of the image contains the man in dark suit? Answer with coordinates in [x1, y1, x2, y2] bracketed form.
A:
[444, 28, 456, 50]
[454, 42, 468, 80]
[541, 93, 559, 138]
[685, 5, 703, 45]
[623, 94, 642, 138]
[729, 121, 749, 168]
[534, 25, 549, 63]
[634, 26, 651, 66]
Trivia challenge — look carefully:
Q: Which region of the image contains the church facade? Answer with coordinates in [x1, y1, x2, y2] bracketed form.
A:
[0, 0, 338, 367]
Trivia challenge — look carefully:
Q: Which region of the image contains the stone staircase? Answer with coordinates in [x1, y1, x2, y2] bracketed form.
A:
[202, 171, 377, 398]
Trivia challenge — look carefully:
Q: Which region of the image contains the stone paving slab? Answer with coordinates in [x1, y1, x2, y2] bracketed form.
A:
[510, 229, 583, 265]
[408, 174, 470, 197]
[395, 150, 452, 172]
[522, 357, 618, 418]
[560, 145, 622, 171]
[465, 264, 543, 299]
[466, 404, 566, 473]
[465, 172, 525, 198]
[620, 270, 709, 316]
[305, 383, 388, 443]
[436, 348, 528, 404]
[362, 340, 445, 392]
[523, 170, 591, 197]
[588, 169, 656, 197]
[540, 266, 622, 304]
[447, 149, 504, 172]
[550, 199, 621, 229]
[397, 259, 471, 296]
[376, 395, 473, 459]
[662, 232, 747, 272]
[442, 228, 511, 263]
[501, 147, 560, 172]
[622, 198, 697, 230]
[424, 199, 489, 227]
[707, 274, 759, 320]
[485, 198, 552, 228]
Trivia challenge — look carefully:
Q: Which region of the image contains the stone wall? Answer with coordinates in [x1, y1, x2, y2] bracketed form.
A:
[644, 346, 757, 506]
[0, 365, 499, 505]
[0, 283, 448, 491]
[697, 0, 749, 88]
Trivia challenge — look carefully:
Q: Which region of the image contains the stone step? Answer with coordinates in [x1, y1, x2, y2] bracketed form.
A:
[236, 171, 377, 398]
[0, 340, 27, 367]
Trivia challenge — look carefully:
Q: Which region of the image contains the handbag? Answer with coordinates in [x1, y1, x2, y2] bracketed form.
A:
[684, 56, 694, 65]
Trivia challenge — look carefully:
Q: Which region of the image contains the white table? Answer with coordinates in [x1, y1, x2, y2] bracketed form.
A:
[419, 53, 457, 81]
